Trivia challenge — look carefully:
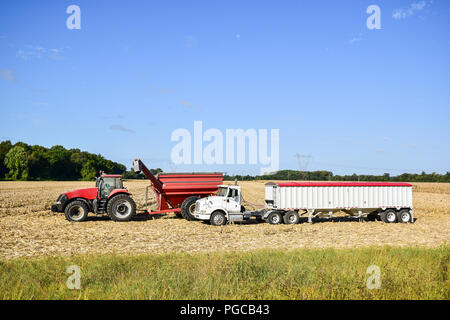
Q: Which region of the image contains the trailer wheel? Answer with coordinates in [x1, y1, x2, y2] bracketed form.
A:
[283, 211, 299, 225]
[64, 201, 89, 222]
[181, 196, 199, 221]
[380, 209, 397, 223]
[267, 212, 282, 225]
[367, 212, 378, 222]
[210, 211, 227, 226]
[397, 209, 412, 223]
[107, 194, 136, 222]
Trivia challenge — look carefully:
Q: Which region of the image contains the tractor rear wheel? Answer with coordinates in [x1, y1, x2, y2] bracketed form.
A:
[64, 200, 89, 222]
[181, 196, 199, 221]
[107, 194, 136, 222]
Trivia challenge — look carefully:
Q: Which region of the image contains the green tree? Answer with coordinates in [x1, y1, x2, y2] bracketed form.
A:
[0, 140, 12, 179]
[4, 146, 29, 180]
[28, 145, 50, 180]
[81, 160, 97, 181]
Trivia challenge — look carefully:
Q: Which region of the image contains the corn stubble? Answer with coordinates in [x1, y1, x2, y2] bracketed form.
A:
[0, 180, 449, 259]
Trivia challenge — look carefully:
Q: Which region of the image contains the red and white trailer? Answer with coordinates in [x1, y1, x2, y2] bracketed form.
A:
[264, 182, 414, 224]
[193, 181, 414, 226]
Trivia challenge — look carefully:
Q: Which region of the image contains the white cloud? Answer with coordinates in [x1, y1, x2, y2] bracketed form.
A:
[393, 1, 429, 20]
[349, 37, 362, 44]
[179, 99, 203, 111]
[109, 125, 135, 133]
[0, 69, 16, 82]
[16, 45, 66, 60]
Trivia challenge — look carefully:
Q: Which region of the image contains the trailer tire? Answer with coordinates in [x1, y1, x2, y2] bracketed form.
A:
[367, 212, 378, 222]
[283, 211, 299, 225]
[64, 200, 89, 222]
[380, 209, 397, 223]
[397, 209, 412, 223]
[181, 196, 199, 221]
[210, 211, 227, 226]
[267, 212, 282, 225]
[107, 194, 136, 222]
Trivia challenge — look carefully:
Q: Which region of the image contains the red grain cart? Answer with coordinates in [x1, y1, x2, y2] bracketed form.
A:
[132, 159, 223, 220]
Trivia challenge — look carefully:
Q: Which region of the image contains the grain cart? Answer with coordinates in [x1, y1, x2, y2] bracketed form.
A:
[194, 182, 414, 226]
[132, 159, 223, 220]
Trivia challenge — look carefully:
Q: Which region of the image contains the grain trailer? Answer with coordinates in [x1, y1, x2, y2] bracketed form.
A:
[194, 182, 414, 225]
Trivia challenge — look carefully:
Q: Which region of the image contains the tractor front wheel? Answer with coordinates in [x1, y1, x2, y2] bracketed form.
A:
[107, 194, 136, 222]
[64, 201, 89, 222]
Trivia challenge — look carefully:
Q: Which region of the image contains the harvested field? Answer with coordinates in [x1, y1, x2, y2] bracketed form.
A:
[0, 180, 449, 259]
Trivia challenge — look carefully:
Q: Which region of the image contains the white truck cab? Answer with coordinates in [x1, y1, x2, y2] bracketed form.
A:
[194, 185, 248, 225]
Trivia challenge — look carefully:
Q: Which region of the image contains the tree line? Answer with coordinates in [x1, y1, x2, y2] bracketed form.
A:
[224, 169, 450, 183]
[0, 140, 129, 181]
[1, 141, 448, 182]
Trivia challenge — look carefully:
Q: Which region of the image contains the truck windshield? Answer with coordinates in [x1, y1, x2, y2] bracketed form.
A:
[216, 187, 228, 197]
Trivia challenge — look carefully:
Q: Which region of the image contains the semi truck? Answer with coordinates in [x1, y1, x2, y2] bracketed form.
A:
[194, 182, 414, 226]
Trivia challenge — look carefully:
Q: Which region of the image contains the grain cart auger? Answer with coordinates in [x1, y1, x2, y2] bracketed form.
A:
[132, 158, 223, 220]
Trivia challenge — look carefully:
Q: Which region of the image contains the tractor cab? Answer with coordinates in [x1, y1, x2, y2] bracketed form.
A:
[96, 174, 123, 198]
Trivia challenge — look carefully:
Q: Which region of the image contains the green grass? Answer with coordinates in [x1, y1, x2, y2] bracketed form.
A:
[1, 246, 449, 300]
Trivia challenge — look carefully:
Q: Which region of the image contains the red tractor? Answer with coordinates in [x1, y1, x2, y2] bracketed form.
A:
[51, 174, 136, 222]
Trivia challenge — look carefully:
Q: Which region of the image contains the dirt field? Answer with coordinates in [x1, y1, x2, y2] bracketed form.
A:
[0, 180, 449, 259]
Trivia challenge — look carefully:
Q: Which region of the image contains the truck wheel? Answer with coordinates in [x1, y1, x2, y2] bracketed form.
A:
[181, 196, 199, 221]
[267, 212, 282, 225]
[107, 194, 136, 222]
[380, 209, 397, 223]
[64, 201, 89, 222]
[210, 211, 227, 226]
[283, 211, 299, 224]
[397, 209, 412, 223]
[255, 215, 264, 223]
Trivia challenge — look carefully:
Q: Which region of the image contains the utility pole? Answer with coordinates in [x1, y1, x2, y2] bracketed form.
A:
[295, 153, 313, 181]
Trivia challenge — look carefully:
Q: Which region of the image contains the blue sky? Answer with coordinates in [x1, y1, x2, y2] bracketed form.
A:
[0, 0, 449, 175]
